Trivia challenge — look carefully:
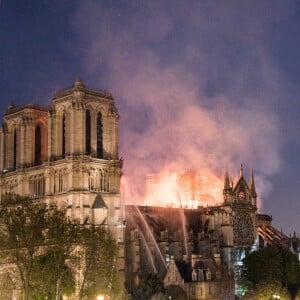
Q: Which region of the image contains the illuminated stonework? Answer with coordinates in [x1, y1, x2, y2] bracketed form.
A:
[0, 79, 124, 299]
[233, 211, 254, 246]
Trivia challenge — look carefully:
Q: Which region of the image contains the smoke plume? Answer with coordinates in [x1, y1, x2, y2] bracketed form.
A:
[71, 0, 292, 209]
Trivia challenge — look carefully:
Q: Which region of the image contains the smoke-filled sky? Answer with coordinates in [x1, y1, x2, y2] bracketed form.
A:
[0, 1, 299, 233]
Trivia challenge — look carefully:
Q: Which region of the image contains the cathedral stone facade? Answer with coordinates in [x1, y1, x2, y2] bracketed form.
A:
[0, 78, 123, 232]
[0, 79, 124, 298]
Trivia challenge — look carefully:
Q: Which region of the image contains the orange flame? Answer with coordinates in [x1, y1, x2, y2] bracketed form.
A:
[142, 169, 224, 208]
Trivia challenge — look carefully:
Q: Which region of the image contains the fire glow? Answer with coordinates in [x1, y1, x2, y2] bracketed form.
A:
[142, 169, 224, 208]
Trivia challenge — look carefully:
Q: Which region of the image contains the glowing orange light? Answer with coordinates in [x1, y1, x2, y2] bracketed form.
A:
[143, 169, 223, 208]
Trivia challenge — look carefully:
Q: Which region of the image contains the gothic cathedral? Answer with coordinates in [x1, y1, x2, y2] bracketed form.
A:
[0, 78, 124, 242]
[1, 79, 295, 299]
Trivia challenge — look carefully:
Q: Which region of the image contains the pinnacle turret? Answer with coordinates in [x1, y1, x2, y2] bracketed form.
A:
[240, 164, 244, 177]
[74, 77, 85, 89]
[8, 100, 15, 110]
[224, 166, 231, 191]
[223, 167, 232, 203]
[250, 169, 257, 197]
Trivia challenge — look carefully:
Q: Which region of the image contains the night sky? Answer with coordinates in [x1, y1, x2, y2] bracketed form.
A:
[0, 1, 299, 234]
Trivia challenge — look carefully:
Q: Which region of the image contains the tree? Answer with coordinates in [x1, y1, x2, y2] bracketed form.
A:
[281, 245, 300, 297]
[132, 273, 167, 300]
[78, 225, 122, 299]
[241, 246, 300, 299]
[242, 246, 283, 285]
[30, 252, 75, 300]
[296, 288, 300, 300]
[242, 282, 289, 300]
[0, 194, 124, 299]
[45, 206, 81, 300]
[165, 285, 188, 300]
[0, 271, 17, 300]
[0, 194, 78, 300]
[0, 195, 50, 300]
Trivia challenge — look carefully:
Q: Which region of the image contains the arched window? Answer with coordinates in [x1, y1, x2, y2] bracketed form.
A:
[35, 125, 42, 165]
[13, 129, 17, 169]
[97, 112, 103, 158]
[62, 114, 66, 157]
[206, 269, 212, 281]
[192, 269, 197, 281]
[85, 110, 91, 155]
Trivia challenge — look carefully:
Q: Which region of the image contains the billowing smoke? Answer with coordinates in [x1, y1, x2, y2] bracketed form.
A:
[71, 1, 289, 209]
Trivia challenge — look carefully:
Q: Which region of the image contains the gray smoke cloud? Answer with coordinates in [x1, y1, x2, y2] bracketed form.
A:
[70, 0, 293, 208]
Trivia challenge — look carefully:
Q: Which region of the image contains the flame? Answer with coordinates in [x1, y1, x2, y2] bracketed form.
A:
[140, 169, 223, 208]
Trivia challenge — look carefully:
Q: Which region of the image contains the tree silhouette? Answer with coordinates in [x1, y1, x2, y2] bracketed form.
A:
[241, 246, 300, 299]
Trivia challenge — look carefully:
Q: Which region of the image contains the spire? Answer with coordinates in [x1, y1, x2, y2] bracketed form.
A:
[74, 77, 85, 89]
[250, 169, 257, 197]
[6, 100, 15, 114]
[240, 164, 244, 177]
[8, 100, 15, 110]
[224, 166, 231, 191]
[223, 166, 232, 203]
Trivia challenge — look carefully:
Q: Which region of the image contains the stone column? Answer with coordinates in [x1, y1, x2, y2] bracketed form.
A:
[19, 123, 26, 166]
[90, 110, 97, 158]
[102, 115, 109, 159]
[25, 122, 35, 166]
[47, 111, 53, 160]
[65, 111, 70, 156]
[0, 128, 4, 171]
[5, 130, 13, 170]
[56, 114, 63, 158]
[74, 108, 85, 155]
[15, 127, 21, 168]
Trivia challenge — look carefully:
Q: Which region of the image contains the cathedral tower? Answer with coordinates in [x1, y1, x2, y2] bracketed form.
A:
[0, 79, 123, 241]
[220, 165, 258, 296]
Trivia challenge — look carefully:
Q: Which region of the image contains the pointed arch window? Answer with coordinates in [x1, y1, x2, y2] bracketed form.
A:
[97, 112, 103, 158]
[86, 110, 91, 155]
[35, 125, 42, 165]
[62, 113, 66, 157]
[13, 129, 17, 169]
